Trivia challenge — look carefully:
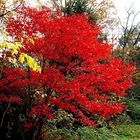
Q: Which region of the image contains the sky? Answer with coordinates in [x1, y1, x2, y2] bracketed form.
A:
[112, 0, 140, 24]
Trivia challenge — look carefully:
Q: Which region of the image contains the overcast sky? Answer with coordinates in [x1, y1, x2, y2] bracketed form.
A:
[112, 0, 140, 24]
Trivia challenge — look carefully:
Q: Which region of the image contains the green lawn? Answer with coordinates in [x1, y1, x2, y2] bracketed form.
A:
[78, 125, 140, 140]
[47, 124, 140, 140]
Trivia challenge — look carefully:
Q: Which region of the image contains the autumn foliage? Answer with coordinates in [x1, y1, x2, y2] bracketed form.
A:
[0, 7, 134, 139]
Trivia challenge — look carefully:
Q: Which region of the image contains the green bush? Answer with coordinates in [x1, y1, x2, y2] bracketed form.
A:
[44, 125, 140, 140]
[124, 84, 140, 123]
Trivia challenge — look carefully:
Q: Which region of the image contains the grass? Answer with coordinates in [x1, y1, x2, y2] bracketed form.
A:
[46, 124, 140, 140]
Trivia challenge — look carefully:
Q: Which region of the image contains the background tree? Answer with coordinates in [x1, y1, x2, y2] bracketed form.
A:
[0, 0, 24, 28]
[119, 7, 140, 48]
[113, 6, 140, 124]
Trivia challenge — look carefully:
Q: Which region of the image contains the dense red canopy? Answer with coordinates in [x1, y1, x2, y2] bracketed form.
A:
[1, 7, 134, 130]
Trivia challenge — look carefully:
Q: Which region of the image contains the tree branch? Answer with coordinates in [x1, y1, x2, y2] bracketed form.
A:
[0, 1, 24, 18]
[0, 97, 13, 128]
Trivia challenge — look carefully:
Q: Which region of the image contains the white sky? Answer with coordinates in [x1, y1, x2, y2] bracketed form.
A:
[112, 0, 140, 24]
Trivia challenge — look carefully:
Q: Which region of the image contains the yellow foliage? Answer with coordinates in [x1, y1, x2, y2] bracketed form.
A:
[0, 38, 41, 73]
[19, 53, 41, 73]
[0, 41, 21, 54]
[19, 54, 25, 64]
[12, 49, 18, 55]
[3, 33, 7, 38]
[27, 37, 35, 44]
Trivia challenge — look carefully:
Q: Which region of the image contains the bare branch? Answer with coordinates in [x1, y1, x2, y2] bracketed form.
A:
[0, 97, 13, 128]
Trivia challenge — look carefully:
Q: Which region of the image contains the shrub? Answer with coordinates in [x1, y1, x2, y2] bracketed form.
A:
[0, 6, 134, 139]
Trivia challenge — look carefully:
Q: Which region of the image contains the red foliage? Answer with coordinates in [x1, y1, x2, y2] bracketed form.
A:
[1, 6, 134, 139]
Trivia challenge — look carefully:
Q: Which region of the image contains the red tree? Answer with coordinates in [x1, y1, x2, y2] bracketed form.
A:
[0, 6, 134, 139]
